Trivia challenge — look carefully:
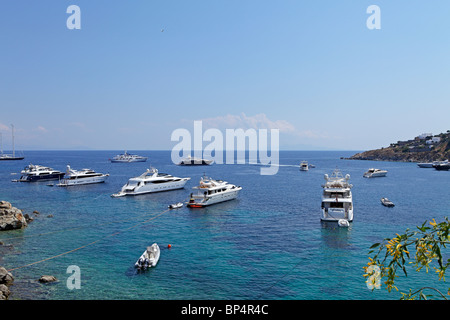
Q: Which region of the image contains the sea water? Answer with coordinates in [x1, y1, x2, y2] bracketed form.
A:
[0, 151, 449, 300]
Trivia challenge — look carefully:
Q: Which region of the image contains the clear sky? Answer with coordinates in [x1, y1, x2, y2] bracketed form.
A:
[1, 1, 449, 151]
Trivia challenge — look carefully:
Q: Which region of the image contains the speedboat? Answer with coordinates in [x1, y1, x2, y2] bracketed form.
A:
[363, 168, 387, 178]
[110, 151, 147, 163]
[321, 169, 353, 222]
[299, 161, 309, 171]
[186, 175, 242, 207]
[135, 243, 160, 269]
[168, 202, 183, 209]
[381, 198, 395, 207]
[111, 168, 190, 197]
[14, 164, 64, 182]
[177, 155, 213, 166]
[56, 165, 109, 186]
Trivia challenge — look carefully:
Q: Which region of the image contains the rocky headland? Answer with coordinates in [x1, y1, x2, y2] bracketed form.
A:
[0, 201, 28, 231]
[347, 131, 450, 162]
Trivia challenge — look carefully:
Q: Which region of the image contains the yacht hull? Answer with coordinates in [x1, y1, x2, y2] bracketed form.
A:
[110, 158, 147, 163]
[187, 189, 241, 207]
[19, 173, 65, 182]
[58, 175, 109, 186]
[120, 178, 189, 196]
[321, 208, 353, 222]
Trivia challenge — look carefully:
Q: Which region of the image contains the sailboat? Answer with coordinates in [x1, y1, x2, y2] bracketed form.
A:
[0, 124, 24, 161]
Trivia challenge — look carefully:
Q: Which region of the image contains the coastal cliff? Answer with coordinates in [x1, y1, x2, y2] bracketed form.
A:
[348, 131, 450, 162]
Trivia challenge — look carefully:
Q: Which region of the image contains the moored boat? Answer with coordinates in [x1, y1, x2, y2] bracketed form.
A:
[57, 165, 109, 186]
[110, 151, 147, 163]
[177, 155, 213, 166]
[321, 169, 353, 222]
[363, 168, 387, 178]
[14, 164, 64, 182]
[433, 160, 450, 171]
[0, 125, 24, 161]
[186, 175, 242, 207]
[338, 219, 350, 227]
[111, 168, 190, 197]
[168, 202, 183, 209]
[135, 243, 160, 269]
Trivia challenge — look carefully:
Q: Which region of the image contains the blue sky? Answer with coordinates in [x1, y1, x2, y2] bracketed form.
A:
[1, 1, 449, 150]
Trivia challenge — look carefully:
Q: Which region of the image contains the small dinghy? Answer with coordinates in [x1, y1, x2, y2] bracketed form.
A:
[338, 219, 350, 227]
[381, 198, 395, 207]
[168, 202, 183, 209]
[135, 243, 160, 269]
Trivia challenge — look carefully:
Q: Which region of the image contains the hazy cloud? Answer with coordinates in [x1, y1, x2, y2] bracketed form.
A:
[192, 113, 328, 139]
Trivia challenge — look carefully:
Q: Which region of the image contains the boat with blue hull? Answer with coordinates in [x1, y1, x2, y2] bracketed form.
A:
[14, 164, 65, 182]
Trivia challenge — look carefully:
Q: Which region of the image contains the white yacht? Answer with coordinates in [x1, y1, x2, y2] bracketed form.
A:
[363, 168, 387, 178]
[110, 151, 147, 163]
[14, 164, 64, 182]
[299, 161, 309, 171]
[321, 169, 353, 222]
[57, 165, 109, 186]
[111, 168, 190, 197]
[178, 155, 213, 166]
[186, 175, 242, 207]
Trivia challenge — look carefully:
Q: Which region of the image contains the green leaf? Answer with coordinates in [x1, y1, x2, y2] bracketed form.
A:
[370, 243, 380, 249]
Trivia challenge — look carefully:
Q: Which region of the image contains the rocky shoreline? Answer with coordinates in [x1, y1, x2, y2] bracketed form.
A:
[346, 131, 450, 163]
[0, 200, 57, 300]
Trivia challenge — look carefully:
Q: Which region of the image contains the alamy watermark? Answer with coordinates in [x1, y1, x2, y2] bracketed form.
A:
[171, 121, 280, 175]
[66, 265, 81, 290]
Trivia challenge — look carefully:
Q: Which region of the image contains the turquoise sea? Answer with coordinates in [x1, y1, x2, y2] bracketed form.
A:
[0, 150, 449, 300]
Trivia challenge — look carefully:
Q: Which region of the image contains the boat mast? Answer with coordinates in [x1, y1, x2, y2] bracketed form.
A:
[11, 124, 15, 158]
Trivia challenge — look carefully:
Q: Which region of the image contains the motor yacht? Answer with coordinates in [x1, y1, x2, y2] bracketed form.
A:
[57, 165, 109, 186]
[363, 168, 387, 178]
[110, 151, 147, 163]
[177, 155, 213, 166]
[186, 175, 242, 207]
[111, 168, 190, 197]
[299, 161, 309, 171]
[14, 164, 64, 182]
[433, 161, 450, 171]
[321, 169, 353, 222]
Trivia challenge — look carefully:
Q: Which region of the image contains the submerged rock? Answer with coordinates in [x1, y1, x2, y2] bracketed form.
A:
[0, 201, 28, 231]
[38, 275, 57, 283]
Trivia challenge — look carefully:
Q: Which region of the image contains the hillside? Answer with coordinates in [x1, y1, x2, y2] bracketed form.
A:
[348, 131, 450, 162]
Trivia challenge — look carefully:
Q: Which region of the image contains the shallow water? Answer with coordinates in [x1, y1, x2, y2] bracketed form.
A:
[0, 151, 449, 300]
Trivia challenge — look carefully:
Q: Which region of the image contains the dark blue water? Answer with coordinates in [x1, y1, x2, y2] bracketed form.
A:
[0, 151, 449, 300]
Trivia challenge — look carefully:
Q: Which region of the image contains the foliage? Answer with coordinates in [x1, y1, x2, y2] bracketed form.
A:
[364, 217, 450, 300]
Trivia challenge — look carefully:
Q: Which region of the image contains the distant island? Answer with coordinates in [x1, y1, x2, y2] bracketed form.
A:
[347, 130, 450, 162]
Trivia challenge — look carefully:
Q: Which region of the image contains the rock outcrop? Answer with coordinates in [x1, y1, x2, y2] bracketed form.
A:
[0, 201, 28, 231]
[38, 275, 57, 283]
[347, 131, 450, 162]
[0, 266, 14, 300]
